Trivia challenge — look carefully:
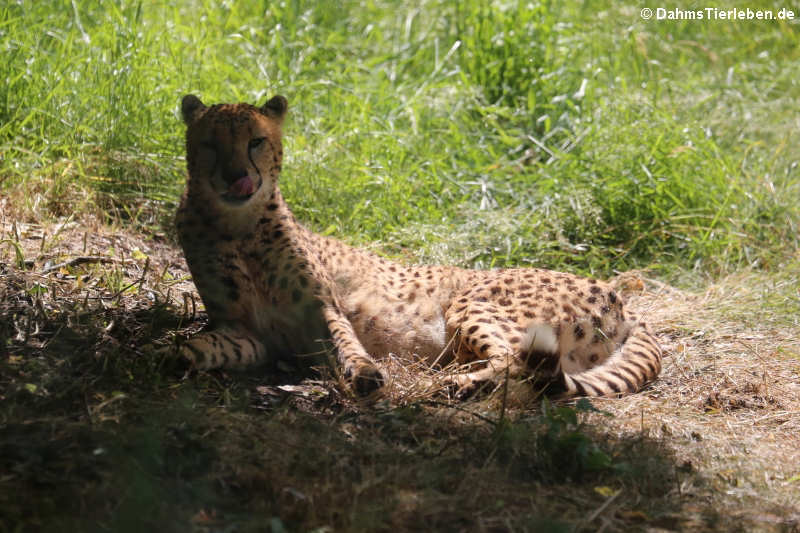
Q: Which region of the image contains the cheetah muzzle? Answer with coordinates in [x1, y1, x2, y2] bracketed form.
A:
[174, 93, 663, 399]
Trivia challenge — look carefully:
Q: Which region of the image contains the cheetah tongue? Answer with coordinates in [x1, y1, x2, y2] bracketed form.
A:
[228, 176, 255, 198]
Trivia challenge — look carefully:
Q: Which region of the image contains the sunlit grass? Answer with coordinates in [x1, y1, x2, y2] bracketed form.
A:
[1, 0, 798, 277]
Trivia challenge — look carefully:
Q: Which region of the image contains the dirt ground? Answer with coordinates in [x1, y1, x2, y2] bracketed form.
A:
[1, 213, 799, 532]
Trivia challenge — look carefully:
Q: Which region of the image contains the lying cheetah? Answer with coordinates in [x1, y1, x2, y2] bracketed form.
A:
[175, 93, 662, 398]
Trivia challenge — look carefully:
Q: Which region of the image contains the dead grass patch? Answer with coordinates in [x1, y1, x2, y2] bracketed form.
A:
[585, 271, 800, 527]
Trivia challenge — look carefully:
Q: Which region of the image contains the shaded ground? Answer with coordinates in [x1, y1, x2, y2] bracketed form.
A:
[1, 216, 799, 532]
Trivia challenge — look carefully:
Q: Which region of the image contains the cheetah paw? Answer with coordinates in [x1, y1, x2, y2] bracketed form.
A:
[455, 381, 482, 401]
[447, 375, 493, 401]
[345, 364, 385, 396]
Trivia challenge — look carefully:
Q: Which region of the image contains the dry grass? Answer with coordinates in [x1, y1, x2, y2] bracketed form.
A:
[2, 207, 799, 532]
[587, 272, 800, 524]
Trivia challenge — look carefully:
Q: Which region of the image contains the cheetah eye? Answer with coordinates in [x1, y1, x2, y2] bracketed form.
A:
[248, 137, 266, 150]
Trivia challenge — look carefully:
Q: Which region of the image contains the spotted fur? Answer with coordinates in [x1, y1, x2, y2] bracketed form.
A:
[175, 94, 662, 397]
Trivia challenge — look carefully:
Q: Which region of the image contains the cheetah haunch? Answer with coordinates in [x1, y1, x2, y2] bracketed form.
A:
[176, 94, 662, 398]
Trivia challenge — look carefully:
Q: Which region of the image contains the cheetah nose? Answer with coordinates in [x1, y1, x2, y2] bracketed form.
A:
[228, 175, 255, 197]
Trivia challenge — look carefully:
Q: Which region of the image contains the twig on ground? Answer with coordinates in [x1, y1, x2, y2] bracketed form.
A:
[583, 488, 622, 528]
[40, 255, 128, 274]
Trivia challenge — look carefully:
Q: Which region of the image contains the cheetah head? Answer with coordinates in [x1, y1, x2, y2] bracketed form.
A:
[181, 94, 287, 207]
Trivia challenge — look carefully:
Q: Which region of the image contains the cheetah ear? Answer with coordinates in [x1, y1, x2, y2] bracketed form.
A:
[261, 95, 288, 123]
[181, 94, 207, 125]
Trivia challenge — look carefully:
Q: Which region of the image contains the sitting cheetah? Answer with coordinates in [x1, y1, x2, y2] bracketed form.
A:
[175, 93, 662, 398]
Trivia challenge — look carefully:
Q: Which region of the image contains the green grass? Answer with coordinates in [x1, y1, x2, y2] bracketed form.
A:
[2, 0, 798, 277]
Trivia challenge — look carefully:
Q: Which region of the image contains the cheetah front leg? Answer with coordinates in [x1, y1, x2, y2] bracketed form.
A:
[321, 304, 385, 396]
[180, 327, 267, 370]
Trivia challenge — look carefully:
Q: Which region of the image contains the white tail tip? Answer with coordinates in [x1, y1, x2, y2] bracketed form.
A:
[522, 323, 558, 355]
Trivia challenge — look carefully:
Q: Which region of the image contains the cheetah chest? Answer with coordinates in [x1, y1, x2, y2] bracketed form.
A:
[240, 257, 328, 358]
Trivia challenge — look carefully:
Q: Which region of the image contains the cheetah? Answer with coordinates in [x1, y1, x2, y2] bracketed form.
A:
[175, 93, 662, 398]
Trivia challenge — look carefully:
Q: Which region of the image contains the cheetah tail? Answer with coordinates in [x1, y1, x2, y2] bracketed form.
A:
[561, 322, 662, 397]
